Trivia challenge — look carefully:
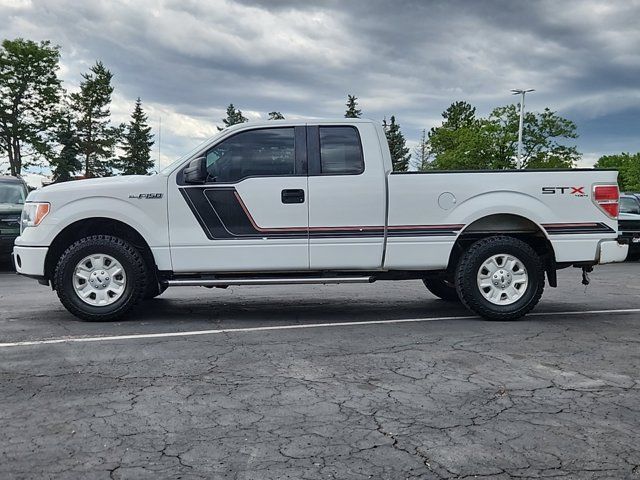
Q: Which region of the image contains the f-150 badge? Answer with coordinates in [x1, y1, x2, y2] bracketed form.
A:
[128, 193, 163, 199]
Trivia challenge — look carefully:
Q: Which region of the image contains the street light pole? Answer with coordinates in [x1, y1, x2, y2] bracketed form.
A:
[511, 88, 534, 169]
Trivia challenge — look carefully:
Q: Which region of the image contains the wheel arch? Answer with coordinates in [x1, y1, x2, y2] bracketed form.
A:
[447, 213, 557, 287]
[45, 217, 157, 288]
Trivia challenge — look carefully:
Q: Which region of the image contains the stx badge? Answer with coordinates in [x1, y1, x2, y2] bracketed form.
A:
[541, 186, 587, 197]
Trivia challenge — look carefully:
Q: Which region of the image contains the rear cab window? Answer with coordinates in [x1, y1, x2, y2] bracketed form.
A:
[319, 126, 364, 175]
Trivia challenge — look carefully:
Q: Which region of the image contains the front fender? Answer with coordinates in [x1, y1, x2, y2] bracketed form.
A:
[16, 196, 169, 248]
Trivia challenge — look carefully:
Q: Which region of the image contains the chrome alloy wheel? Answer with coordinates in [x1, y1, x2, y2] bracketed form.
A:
[476, 253, 528, 306]
[73, 254, 127, 306]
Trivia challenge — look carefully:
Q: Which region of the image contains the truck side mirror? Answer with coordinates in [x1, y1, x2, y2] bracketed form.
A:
[183, 157, 207, 184]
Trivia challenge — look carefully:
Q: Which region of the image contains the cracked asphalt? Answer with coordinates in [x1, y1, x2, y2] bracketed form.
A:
[1, 261, 640, 479]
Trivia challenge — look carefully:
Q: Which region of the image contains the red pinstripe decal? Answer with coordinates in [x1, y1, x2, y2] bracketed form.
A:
[542, 222, 600, 228]
[234, 191, 464, 233]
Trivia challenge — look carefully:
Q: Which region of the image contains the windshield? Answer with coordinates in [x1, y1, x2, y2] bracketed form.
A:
[620, 196, 640, 214]
[0, 182, 26, 205]
[160, 132, 226, 175]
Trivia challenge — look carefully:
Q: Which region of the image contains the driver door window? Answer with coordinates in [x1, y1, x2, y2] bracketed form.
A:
[205, 128, 296, 183]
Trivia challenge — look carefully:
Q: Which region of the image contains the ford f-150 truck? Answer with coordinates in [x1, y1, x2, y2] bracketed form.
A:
[13, 119, 628, 321]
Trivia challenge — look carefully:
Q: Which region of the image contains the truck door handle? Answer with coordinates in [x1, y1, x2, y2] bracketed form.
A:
[281, 189, 305, 204]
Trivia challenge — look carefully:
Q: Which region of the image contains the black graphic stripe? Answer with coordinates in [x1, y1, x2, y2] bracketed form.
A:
[180, 187, 306, 239]
[387, 227, 463, 237]
[542, 222, 616, 235]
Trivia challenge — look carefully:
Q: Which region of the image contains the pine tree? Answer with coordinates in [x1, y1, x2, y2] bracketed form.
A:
[384, 116, 410, 172]
[70, 61, 121, 177]
[268, 111, 285, 120]
[117, 97, 155, 175]
[412, 129, 430, 171]
[50, 114, 81, 182]
[344, 94, 362, 118]
[218, 104, 248, 131]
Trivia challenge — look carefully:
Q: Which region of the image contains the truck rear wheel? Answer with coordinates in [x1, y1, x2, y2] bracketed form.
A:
[422, 278, 460, 302]
[455, 235, 544, 321]
[54, 235, 148, 321]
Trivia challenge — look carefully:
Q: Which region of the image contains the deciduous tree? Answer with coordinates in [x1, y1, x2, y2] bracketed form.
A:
[488, 105, 580, 169]
[0, 38, 62, 176]
[426, 101, 580, 170]
[595, 153, 640, 192]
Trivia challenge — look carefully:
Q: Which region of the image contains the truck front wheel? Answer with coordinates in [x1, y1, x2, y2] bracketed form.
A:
[54, 235, 148, 321]
[455, 236, 544, 321]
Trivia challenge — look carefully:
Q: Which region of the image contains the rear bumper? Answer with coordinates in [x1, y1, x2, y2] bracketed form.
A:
[13, 245, 48, 277]
[598, 239, 629, 264]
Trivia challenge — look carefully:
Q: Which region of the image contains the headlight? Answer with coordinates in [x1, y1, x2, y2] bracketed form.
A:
[21, 202, 50, 232]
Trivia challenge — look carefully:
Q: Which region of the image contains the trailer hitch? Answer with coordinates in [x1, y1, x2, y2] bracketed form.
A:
[581, 266, 593, 286]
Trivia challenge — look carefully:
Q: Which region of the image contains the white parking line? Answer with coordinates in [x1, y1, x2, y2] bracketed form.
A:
[0, 308, 639, 349]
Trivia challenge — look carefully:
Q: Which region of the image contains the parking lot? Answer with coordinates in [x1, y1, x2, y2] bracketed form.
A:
[1, 261, 639, 479]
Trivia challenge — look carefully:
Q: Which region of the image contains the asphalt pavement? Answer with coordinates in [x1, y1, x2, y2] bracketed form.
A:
[1, 260, 639, 479]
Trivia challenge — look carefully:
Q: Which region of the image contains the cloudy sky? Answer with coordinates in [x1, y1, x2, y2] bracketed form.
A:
[2, 0, 640, 169]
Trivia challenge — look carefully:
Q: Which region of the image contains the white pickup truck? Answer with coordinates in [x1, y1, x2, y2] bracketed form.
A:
[13, 119, 628, 321]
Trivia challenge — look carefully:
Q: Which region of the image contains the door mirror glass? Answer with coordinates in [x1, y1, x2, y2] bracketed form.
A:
[183, 157, 207, 184]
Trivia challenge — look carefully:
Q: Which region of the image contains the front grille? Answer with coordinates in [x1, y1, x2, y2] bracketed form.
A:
[620, 219, 640, 232]
[0, 214, 20, 229]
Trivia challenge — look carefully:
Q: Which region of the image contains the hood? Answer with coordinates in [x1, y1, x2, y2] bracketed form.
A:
[0, 203, 23, 214]
[28, 175, 166, 202]
[42, 175, 156, 192]
[619, 212, 640, 220]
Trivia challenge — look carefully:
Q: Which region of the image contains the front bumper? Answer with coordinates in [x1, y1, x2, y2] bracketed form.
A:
[598, 239, 629, 264]
[13, 245, 48, 277]
[619, 231, 640, 252]
[0, 235, 17, 254]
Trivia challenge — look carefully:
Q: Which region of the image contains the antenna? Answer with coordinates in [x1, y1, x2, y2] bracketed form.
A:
[157, 116, 161, 173]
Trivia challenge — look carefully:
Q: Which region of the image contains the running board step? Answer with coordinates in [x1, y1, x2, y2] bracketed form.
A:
[164, 276, 373, 287]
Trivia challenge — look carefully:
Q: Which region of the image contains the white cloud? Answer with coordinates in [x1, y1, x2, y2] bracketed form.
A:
[1, 0, 639, 169]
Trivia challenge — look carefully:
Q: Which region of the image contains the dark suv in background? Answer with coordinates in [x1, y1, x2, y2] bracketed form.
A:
[0, 176, 28, 262]
[619, 193, 640, 260]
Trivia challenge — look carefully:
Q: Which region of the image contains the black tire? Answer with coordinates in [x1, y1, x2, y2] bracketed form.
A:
[422, 278, 460, 302]
[54, 235, 148, 321]
[455, 235, 544, 321]
[627, 248, 640, 261]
